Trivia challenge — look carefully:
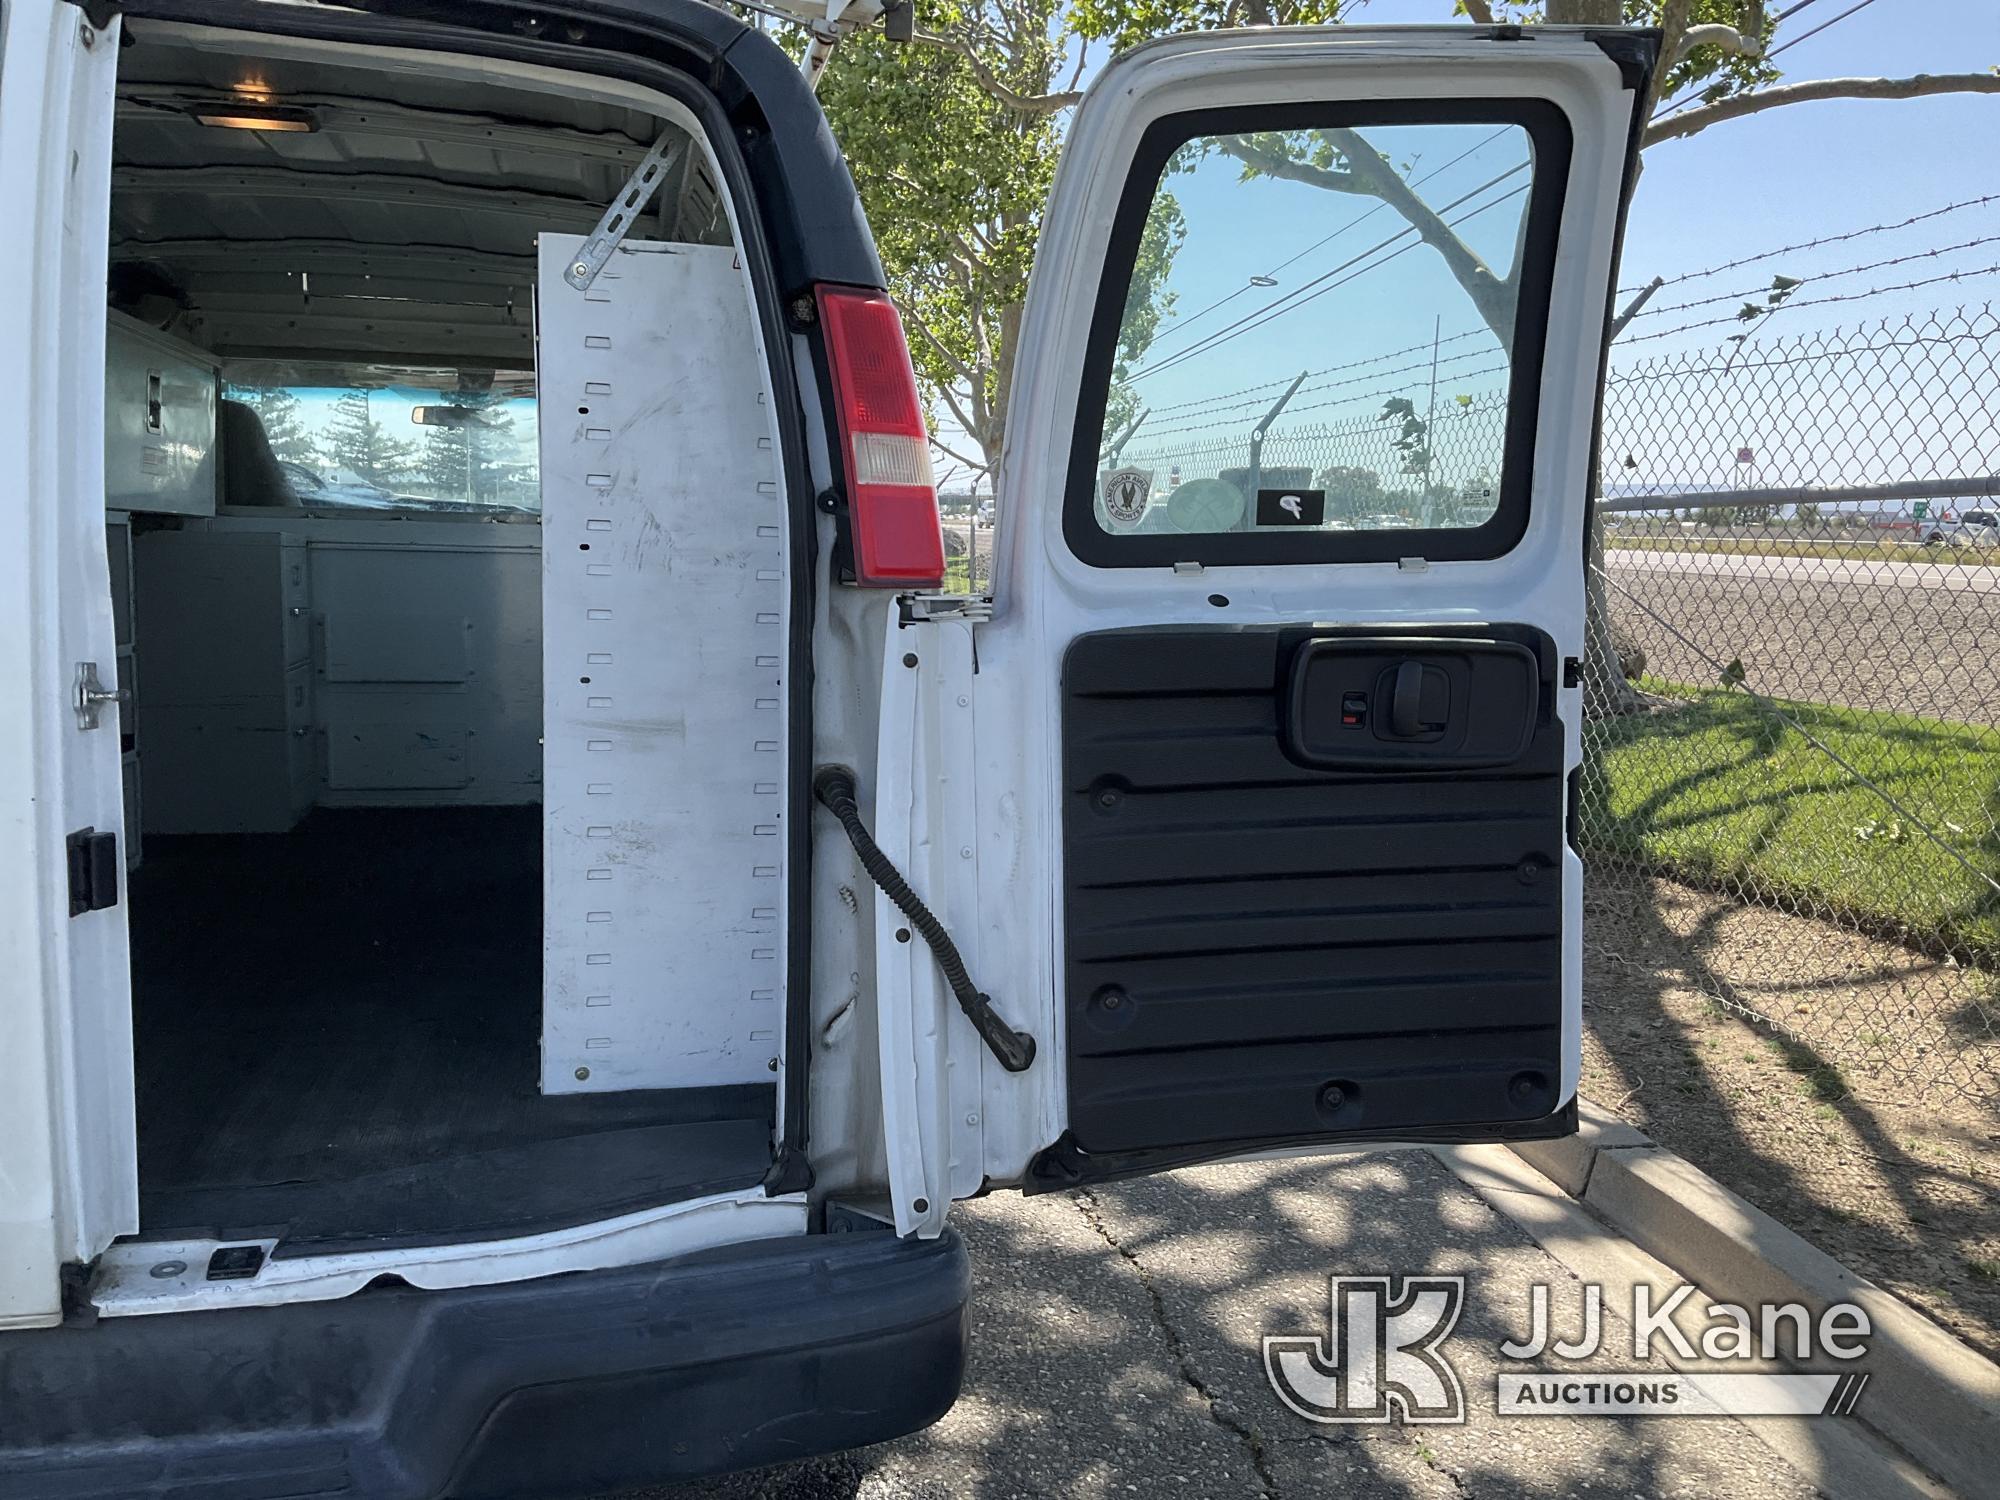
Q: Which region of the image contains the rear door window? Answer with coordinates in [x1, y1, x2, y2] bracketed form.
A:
[1066, 102, 1570, 567]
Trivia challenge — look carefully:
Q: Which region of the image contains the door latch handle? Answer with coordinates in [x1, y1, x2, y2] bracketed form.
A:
[73, 661, 128, 731]
[1390, 660, 1426, 738]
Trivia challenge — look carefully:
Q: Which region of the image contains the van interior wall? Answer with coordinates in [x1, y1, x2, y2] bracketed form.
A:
[108, 25, 780, 1252]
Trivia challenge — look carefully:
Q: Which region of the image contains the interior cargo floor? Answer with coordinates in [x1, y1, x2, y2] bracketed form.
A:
[129, 808, 774, 1254]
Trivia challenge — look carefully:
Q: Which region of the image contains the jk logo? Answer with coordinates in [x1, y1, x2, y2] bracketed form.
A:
[1264, 1276, 1467, 1424]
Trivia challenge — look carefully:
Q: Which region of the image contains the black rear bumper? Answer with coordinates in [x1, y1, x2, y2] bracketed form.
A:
[0, 1227, 970, 1499]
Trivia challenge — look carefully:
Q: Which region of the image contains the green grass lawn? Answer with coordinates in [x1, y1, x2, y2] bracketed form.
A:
[1583, 685, 2000, 957]
[1605, 535, 1998, 567]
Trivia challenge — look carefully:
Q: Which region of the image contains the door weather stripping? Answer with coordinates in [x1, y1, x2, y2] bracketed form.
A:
[562, 135, 685, 293]
[813, 766, 1036, 1072]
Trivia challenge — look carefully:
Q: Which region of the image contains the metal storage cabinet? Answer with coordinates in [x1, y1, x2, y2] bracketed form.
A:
[106, 516, 141, 869]
[104, 311, 218, 518]
[134, 529, 315, 833]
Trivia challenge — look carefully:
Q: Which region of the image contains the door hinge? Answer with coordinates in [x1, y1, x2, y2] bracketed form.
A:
[899, 593, 992, 625]
[66, 827, 120, 916]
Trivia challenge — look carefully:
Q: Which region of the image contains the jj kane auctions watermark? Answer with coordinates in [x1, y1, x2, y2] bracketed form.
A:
[1263, 1276, 1871, 1423]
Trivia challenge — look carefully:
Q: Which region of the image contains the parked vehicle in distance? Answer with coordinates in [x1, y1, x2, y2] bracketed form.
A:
[1923, 509, 2000, 547]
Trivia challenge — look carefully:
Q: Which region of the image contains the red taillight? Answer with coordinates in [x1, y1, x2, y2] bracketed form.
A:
[815, 284, 945, 588]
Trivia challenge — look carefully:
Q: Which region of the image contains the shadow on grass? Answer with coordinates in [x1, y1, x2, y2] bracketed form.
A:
[1583, 686, 2000, 963]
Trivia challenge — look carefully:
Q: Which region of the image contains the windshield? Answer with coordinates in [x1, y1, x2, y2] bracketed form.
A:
[222, 361, 539, 514]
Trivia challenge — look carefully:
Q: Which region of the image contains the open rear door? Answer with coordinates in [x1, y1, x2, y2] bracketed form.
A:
[0, 1, 133, 1326]
[873, 24, 1653, 1230]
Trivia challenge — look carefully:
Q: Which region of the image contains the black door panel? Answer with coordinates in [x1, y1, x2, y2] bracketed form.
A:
[1057, 625, 1566, 1163]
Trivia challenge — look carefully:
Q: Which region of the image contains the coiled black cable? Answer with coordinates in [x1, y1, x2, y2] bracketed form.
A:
[813, 766, 1036, 1073]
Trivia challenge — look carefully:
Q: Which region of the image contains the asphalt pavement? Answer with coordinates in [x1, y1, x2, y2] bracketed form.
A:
[1603, 546, 1998, 724]
[626, 1150, 1832, 1500]
[945, 520, 1997, 724]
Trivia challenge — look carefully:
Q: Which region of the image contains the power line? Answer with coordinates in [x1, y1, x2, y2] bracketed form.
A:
[1141, 325, 1493, 420]
[1128, 169, 1529, 384]
[1616, 194, 2000, 296]
[1140, 127, 1517, 358]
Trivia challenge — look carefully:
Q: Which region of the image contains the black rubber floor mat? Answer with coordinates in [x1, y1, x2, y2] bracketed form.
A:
[129, 807, 774, 1246]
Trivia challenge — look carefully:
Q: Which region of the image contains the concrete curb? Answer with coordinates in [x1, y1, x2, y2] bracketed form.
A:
[1510, 1100, 2000, 1499]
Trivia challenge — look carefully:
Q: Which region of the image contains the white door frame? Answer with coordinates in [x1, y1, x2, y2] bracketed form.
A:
[0, 0, 136, 1329]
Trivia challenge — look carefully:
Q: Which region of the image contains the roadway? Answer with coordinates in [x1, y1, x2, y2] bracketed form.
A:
[942, 522, 1997, 725]
[1604, 546, 1998, 725]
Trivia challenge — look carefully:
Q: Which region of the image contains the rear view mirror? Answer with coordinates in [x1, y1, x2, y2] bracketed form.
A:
[410, 405, 493, 429]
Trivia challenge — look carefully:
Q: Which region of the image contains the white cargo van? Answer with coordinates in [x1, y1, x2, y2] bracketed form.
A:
[0, 1, 1651, 1491]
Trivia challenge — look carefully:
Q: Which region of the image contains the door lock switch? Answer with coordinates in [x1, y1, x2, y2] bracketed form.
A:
[1340, 691, 1368, 727]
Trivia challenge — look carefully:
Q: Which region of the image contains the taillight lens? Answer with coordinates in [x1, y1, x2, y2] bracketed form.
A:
[815, 284, 946, 588]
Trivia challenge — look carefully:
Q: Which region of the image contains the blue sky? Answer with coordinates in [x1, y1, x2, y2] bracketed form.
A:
[932, 0, 2000, 489]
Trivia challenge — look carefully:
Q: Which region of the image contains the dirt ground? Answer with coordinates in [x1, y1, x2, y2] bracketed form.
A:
[1582, 869, 2000, 1362]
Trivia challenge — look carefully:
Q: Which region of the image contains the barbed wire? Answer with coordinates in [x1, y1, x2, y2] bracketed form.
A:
[1140, 302, 2000, 449]
[1629, 233, 2000, 321]
[1143, 261, 2000, 441]
[1139, 347, 1511, 441]
[1139, 326, 1495, 421]
[1616, 264, 2000, 345]
[1616, 194, 2000, 296]
[1603, 317, 2000, 388]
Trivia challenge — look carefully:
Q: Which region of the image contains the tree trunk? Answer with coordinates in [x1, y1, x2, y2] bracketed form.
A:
[1544, 0, 1624, 23]
[1583, 497, 1646, 718]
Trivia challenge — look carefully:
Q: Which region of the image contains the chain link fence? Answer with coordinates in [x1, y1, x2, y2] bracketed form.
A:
[1583, 307, 2000, 1106]
[1111, 304, 2000, 1107]
[944, 306, 2000, 1105]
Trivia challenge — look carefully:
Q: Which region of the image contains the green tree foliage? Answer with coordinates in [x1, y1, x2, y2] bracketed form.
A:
[1069, 0, 1343, 56]
[808, 0, 1999, 484]
[814, 4, 1066, 473]
[417, 395, 529, 505]
[1317, 463, 1384, 520]
[320, 390, 418, 487]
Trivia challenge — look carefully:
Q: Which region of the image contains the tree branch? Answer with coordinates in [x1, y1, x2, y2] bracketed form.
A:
[912, 28, 1084, 116]
[1319, 127, 1516, 350]
[902, 303, 981, 388]
[1647, 72, 2000, 146]
[1457, 0, 1496, 23]
[1667, 22, 1763, 72]
[1216, 138, 1367, 196]
[938, 384, 981, 436]
[930, 433, 991, 476]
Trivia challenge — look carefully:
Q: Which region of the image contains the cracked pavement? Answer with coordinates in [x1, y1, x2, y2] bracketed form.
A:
[625, 1150, 1831, 1499]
